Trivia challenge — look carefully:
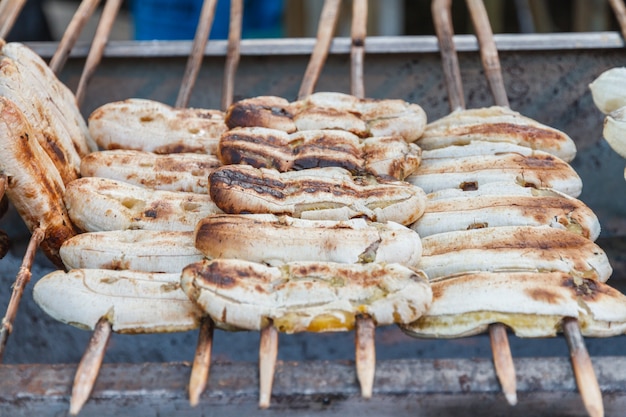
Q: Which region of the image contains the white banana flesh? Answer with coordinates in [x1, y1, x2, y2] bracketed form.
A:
[88, 98, 226, 154]
[419, 225, 612, 282]
[602, 106, 626, 159]
[64, 177, 222, 232]
[400, 271, 626, 338]
[80, 149, 221, 193]
[589, 67, 626, 115]
[181, 259, 432, 333]
[60, 230, 203, 273]
[418, 106, 577, 162]
[33, 269, 203, 333]
[411, 182, 601, 240]
[194, 214, 422, 267]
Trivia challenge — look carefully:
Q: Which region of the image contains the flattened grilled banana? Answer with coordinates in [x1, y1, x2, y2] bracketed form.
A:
[64, 177, 222, 232]
[88, 98, 226, 154]
[195, 214, 422, 267]
[419, 226, 612, 282]
[589, 67, 626, 115]
[411, 182, 600, 240]
[60, 230, 203, 273]
[218, 127, 422, 180]
[418, 106, 577, 162]
[81, 149, 221, 193]
[400, 271, 626, 338]
[181, 259, 432, 332]
[33, 269, 203, 333]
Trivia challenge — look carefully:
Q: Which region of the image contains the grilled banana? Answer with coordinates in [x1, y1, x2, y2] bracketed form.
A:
[419, 226, 612, 282]
[195, 214, 422, 267]
[181, 259, 432, 332]
[64, 177, 222, 232]
[411, 182, 600, 240]
[209, 165, 426, 225]
[400, 271, 626, 338]
[33, 269, 203, 333]
[60, 230, 203, 273]
[80, 149, 221, 193]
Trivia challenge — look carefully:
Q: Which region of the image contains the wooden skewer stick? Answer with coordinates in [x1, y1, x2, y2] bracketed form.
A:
[0, 0, 26, 40]
[609, 0, 626, 42]
[221, 0, 243, 110]
[350, 0, 367, 99]
[69, 317, 113, 416]
[258, 323, 278, 409]
[49, 0, 103, 74]
[188, 317, 215, 407]
[176, 0, 218, 108]
[431, 0, 465, 111]
[0, 227, 45, 362]
[465, 0, 509, 107]
[298, 0, 342, 100]
[563, 317, 604, 417]
[431, 0, 517, 406]
[355, 315, 375, 398]
[75, 0, 123, 106]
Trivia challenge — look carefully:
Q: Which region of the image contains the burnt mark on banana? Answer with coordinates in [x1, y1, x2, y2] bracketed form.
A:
[225, 97, 295, 131]
[455, 123, 565, 148]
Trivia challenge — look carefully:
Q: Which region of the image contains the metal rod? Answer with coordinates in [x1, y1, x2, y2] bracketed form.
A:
[298, 0, 342, 99]
[259, 324, 278, 409]
[69, 317, 113, 416]
[0, 0, 26, 40]
[465, 0, 509, 107]
[221, 0, 243, 110]
[0, 227, 45, 362]
[563, 317, 604, 417]
[75, 0, 123, 106]
[432, 0, 465, 112]
[188, 317, 215, 407]
[49, 0, 102, 74]
[176, 0, 218, 108]
[350, 0, 367, 98]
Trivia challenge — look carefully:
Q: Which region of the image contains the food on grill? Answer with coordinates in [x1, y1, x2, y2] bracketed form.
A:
[194, 214, 422, 267]
[1, 41, 96, 155]
[80, 150, 221, 193]
[33, 269, 203, 333]
[411, 182, 600, 240]
[64, 177, 222, 232]
[218, 127, 422, 180]
[225, 92, 427, 142]
[409, 143, 582, 197]
[88, 98, 227, 154]
[0, 97, 77, 268]
[400, 271, 626, 338]
[600, 106, 626, 161]
[0, 52, 82, 184]
[60, 230, 203, 273]
[419, 226, 612, 282]
[417, 106, 577, 162]
[208, 165, 426, 225]
[181, 258, 432, 332]
[589, 67, 626, 115]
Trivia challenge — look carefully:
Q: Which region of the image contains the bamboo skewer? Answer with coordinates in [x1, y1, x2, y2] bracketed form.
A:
[297, 0, 342, 100]
[432, 0, 517, 406]
[258, 323, 279, 409]
[222, 0, 243, 110]
[0, 227, 45, 362]
[465, 1, 603, 415]
[609, 0, 626, 42]
[75, 0, 123, 107]
[0, 0, 26, 40]
[176, 0, 218, 108]
[188, 317, 215, 407]
[49, 0, 102, 75]
[350, 0, 367, 98]
[69, 317, 112, 416]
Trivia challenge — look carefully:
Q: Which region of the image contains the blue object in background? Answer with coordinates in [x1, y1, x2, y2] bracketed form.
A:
[132, 0, 284, 41]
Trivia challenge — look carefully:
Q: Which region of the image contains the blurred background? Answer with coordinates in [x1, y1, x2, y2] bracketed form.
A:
[5, 0, 624, 43]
